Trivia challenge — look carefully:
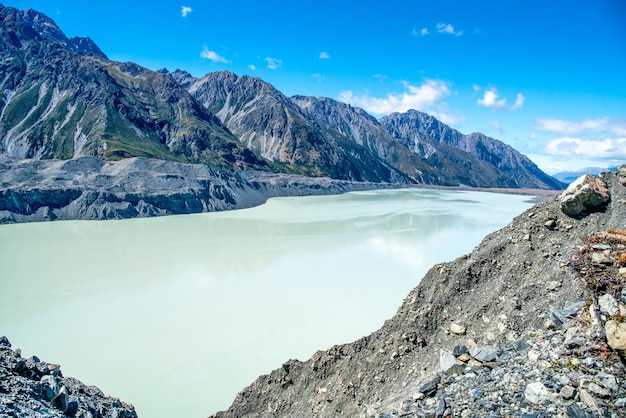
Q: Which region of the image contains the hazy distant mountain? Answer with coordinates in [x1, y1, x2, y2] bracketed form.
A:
[0, 5, 269, 171]
[552, 166, 619, 184]
[0, 4, 564, 189]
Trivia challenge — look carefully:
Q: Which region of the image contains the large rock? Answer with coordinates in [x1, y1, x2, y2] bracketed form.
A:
[605, 320, 626, 356]
[559, 174, 610, 217]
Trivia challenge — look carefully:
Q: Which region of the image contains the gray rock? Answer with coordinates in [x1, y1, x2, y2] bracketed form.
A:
[449, 323, 466, 335]
[53, 385, 69, 413]
[524, 381, 555, 404]
[560, 385, 576, 399]
[419, 376, 440, 397]
[616, 397, 626, 408]
[595, 372, 618, 392]
[606, 320, 626, 355]
[559, 174, 610, 217]
[469, 346, 499, 362]
[591, 252, 615, 265]
[598, 293, 618, 316]
[439, 349, 464, 376]
[580, 378, 610, 398]
[565, 403, 586, 418]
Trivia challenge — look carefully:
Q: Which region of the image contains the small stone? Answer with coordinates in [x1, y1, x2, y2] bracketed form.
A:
[565, 403, 586, 418]
[591, 252, 615, 265]
[605, 320, 626, 355]
[545, 219, 557, 229]
[599, 293, 618, 316]
[469, 345, 499, 362]
[0, 336, 10, 347]
[560, 385, 576, 400]
[440, 349, 464, 376]
[591, 243, 612, 251]
[620, 267, 626, 278]
[53, 385, 69, 413]
[536, 360, 552, 371]
[457, 353, 471, 362]
[528, 349, 540, 362]
[546, 281, 560, 291]
[419, 376, 440, 397]
[467, 360, 482, 368]
[450, 323, 466, 335]
[579, 389, 597, 409]
[413, 392, 425, 401]
[469, 389, 483, 399]
[615, 397, 626, 407]
[580, 378, 610, 398]
[595, 372, 618, 392]
[524, 381, 555, 404]
[452, 345, 468, 356]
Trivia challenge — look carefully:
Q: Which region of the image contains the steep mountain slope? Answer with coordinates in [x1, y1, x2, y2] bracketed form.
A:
[380, 110, 565, 189]
[171, 70, 406, 182]
[0, 5, 269, 171]
[293, 96, 513, 187]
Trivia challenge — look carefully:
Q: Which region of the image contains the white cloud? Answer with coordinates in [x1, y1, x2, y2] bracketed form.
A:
[535, 118, 626, 136]
[545, 136, 626, 159]
[512, 93, 525, 110]
[477, 89, 524, 111]
[181, 6, 192, 17]
[337, 79, 457, 120]
[200, 47, 229, 63]
[319, 51, 330, 59]
[265, 57, 282, 70]
[436, 23, 463, 36]
[248, 64, 256, 71]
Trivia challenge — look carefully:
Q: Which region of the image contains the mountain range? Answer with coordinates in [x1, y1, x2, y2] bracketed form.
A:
[0, 4, 565, 191]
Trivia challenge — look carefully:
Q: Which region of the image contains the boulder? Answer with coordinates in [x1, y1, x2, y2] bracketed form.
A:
[605, 320, 626, 355]
[559, 174, 610, 218]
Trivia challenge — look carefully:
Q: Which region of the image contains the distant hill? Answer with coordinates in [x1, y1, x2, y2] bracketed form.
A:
[552, 166, 619, 184]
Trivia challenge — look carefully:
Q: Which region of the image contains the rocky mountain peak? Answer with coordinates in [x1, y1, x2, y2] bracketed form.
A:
[0, 5, 108, 58]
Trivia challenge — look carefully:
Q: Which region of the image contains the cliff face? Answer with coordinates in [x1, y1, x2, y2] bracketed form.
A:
[212, 167, 626, 417]
[0, 155, 395, 224]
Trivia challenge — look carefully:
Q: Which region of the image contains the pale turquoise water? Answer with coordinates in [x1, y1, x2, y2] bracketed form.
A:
[0, 188, 534, 417]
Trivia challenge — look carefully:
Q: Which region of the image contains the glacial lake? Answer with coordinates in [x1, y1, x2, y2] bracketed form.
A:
[0, 188, 535, 417]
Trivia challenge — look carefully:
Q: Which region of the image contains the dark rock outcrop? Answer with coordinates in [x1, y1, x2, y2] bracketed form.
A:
[212, 167, 625, 417]
[0, 336, 137, 417]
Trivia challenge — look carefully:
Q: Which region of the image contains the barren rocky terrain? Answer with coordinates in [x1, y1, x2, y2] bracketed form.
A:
[2, 167, 624, 418]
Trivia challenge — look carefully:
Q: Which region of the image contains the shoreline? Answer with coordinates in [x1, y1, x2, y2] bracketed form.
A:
[0, 156, 564, 224]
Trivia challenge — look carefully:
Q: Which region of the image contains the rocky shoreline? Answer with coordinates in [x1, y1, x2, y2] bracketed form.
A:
[211, 166, 626, 417]
[0, 336, 136, 417]
[2, 165, 625, 418]
[0, 156, 399, 224]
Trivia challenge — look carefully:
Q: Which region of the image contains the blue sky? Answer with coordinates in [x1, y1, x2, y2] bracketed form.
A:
[4, 0, 626, 174]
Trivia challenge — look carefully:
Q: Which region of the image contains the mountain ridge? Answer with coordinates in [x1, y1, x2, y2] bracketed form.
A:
[0, 3, 567, 226]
